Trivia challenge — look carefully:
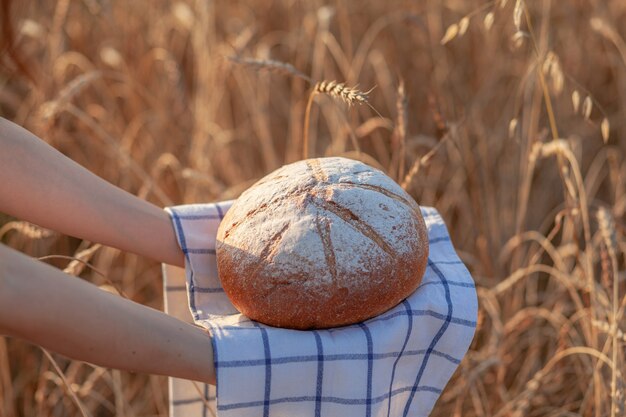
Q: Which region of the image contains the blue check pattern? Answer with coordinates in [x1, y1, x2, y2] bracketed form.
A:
[164, 202, 477, 417]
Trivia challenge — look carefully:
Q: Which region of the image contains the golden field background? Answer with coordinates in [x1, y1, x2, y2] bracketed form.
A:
[1, 0, 625, 416]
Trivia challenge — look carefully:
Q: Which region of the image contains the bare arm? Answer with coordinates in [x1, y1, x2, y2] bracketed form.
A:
[0, 117, 184, 267]
[0, 244, 215, 384]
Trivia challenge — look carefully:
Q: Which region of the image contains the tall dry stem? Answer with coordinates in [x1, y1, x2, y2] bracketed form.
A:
[302, 80, 372, 159]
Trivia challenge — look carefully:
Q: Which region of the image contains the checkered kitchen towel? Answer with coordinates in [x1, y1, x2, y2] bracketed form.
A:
[163, 201, 477, 417]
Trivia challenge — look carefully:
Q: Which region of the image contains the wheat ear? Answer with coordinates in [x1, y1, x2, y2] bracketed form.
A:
[226, 56, 313, 83]
[314, 80, 371, 106]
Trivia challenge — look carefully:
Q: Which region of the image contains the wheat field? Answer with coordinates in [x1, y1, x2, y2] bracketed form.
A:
[1, 0, 625, 416]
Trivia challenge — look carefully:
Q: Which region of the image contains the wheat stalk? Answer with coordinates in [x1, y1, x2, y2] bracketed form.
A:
[63, 244, 103, 277]
[303, 80, 374, 159]
[597, 207, 621, 417]
[401, 136, 448, 190]
[39, 70, 102, 120]
[394, 80, 408, 180]
[227, 58, 375, 160]
[41, 349, 92, 417]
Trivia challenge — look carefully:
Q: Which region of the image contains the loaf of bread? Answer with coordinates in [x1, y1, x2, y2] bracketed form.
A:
[216, 157, 429, 329]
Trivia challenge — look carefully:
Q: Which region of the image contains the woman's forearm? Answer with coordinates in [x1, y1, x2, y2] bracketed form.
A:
[0, 118, 183, 267]
[0, 244, 215, 384]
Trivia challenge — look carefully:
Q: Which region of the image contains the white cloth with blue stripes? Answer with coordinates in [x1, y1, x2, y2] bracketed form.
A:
[164, 200, 477, 417]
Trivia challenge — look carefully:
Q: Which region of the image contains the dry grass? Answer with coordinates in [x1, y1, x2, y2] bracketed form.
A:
[1, 0, 625, 416]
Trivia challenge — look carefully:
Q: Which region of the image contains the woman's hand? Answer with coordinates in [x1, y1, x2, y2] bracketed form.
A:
[0, 118, 212, 382]
[0, 244, 215, 384]
[0, 117, 184, 267]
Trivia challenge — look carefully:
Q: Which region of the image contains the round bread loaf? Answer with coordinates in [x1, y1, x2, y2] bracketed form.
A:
[216, 157, 429, 329]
